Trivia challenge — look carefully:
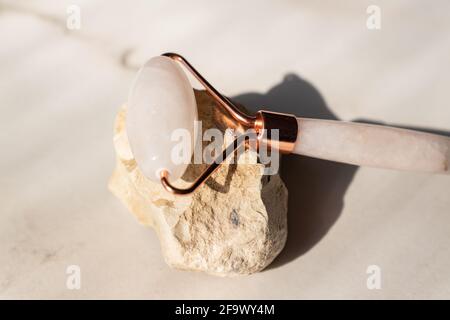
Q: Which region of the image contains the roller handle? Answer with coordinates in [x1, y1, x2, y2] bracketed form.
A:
[293, 118, 450, 174]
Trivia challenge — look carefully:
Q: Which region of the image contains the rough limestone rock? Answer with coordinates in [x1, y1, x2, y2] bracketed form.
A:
[109, 90, 288, 276]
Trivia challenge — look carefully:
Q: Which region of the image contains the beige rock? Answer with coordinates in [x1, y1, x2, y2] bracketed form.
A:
[109, 90, 288, 276]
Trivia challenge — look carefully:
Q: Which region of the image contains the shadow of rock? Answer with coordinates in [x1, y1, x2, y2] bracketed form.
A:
[233, 74, 358, 268]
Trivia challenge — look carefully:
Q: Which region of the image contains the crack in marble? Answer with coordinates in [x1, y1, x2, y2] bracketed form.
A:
[0, 3, 137, 71]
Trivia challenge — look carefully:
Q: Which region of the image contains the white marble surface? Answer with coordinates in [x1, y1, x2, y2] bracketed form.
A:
[0, 0, 449, 299]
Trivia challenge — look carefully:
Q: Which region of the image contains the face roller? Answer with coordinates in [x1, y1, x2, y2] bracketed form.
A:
[126, 52, 450, 195]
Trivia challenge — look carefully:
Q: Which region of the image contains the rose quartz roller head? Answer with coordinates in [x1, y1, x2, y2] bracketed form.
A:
[127, 56, 197, 183]
[126, 53, 450, 195]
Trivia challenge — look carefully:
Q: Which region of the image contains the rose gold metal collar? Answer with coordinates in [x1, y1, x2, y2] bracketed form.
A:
[159, 53, 298, 195]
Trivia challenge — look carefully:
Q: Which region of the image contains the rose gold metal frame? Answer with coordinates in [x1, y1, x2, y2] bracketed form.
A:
[159, 52, 298, 195]
[160, 136, 245, 195]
